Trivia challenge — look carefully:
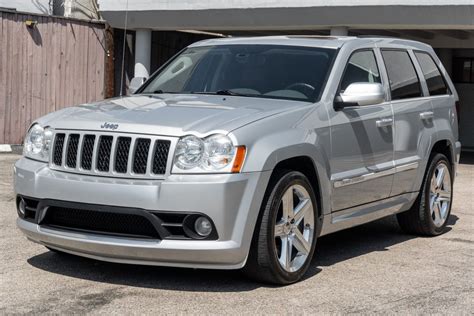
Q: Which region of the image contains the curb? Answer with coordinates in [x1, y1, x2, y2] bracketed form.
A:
[0, 144, 12, 153]
[0, 145, 23, 155]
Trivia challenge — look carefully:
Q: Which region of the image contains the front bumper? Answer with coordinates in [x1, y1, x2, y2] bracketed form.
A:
[14, 157, 271, 269]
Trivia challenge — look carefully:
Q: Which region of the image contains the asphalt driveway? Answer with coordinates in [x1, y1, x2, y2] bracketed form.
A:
[1, 153, 472, 314]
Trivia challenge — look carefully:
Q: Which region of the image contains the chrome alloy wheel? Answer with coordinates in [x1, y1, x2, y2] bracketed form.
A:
[429, 163, 452, 227]
[274, 184, 315, 272]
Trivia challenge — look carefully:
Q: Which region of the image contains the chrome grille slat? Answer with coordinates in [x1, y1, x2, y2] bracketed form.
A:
[108, 136, 119, 173]
[75, 134, 84, 171]
[126, 137, 135, 176]
[50, 131, 174, 179]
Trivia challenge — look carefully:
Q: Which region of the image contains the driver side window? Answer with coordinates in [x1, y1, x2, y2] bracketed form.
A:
[340, 50, 381, 92]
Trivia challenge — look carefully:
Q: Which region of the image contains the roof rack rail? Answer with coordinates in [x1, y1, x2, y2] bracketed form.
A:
[357, 35, 399, 39]
[286, 35, 339, 39]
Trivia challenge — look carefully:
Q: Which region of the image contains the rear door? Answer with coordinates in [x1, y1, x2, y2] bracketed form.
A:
[329, 49, 394, 211]
[380, 49, 435, 196]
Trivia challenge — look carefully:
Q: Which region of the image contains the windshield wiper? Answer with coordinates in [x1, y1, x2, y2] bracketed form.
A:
[142, 90, 180, 95]
[191, 90, 250, 97]
[216, 89, 240, 96]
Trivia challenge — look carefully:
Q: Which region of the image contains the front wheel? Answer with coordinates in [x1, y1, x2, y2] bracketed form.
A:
[243, 171, 319, 285]
[397, 153, 453, 236]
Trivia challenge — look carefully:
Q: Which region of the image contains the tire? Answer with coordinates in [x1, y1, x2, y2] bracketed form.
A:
[397, 153, 453, 236]
[243, 170, 320, 285]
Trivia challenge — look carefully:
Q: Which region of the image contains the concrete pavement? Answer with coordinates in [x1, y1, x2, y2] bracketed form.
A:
[1, 153, 472, 314]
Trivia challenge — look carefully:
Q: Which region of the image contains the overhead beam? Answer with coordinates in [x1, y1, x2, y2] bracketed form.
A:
[350, 29, 402, 38]
[436, 30, 472, 40]
[100, 6, 474, 31]
[216, 29, 329, 36]
[396, 30, 435, 40]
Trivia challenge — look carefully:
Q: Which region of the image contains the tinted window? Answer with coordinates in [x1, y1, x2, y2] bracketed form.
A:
[141, 45, 337, 102]
[381, 50, 422, 100]
[415, 52, 449, 96]
[340, 50, 381, 91]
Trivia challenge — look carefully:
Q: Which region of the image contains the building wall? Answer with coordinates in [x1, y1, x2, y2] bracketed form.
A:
[0, 0, 51, 14]
[0, 10, 108, 144]
[457, 84, 474, 149]
[453, 49, 474, 149]
[54, 0, 100, 20]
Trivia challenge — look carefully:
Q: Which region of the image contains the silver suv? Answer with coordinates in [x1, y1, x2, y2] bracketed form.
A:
[14, 36, 461, 284]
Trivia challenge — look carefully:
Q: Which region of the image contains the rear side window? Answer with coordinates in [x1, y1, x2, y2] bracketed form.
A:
[381, 50, 423, 100]
[340, 50, 381, 91]
[415, 52, 450, 96]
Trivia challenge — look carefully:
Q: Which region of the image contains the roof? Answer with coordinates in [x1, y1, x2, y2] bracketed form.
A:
[189, 35, 433, 51]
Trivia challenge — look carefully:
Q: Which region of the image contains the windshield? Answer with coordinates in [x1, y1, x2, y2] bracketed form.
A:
[140, 44, 337, 102]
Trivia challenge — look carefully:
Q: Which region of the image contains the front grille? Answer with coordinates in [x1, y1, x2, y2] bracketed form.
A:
[96, 136, 113, 172]
[53, 134, 65, 166]
[66, 134, 80, 168]
[133, 138, 151, 174]
[152, 140, 171, 175]
[50, 132, 172, 178]
[114, 137, 131, 173]
[42, 206, 160, 239]
[81, 135, 96, 170]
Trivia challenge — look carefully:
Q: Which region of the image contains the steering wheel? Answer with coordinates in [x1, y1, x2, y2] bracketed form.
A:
[284, 83, 316, 98]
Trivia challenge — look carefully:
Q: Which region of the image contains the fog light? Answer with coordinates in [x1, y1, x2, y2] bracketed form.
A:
[18, 198, 26, 217]
[194, 216, 212, 237]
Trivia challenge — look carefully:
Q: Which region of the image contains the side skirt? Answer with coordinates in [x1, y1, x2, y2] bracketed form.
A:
[319, 192, 418, 236]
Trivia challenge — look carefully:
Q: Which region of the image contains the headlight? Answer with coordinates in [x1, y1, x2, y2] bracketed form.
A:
[173, 134, 246, 173]
[174, 135, 204, 170]
[23, 124, 53, 162]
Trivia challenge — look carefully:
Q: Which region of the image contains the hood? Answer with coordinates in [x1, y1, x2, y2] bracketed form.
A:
[37, 94, 311, 137]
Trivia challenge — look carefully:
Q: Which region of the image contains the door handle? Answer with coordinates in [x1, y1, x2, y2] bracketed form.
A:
[420, 111, 434, 120]
[376, 118, 393, 128]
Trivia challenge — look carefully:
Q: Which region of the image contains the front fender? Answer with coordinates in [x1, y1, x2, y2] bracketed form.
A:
[230, 106, 332, 215]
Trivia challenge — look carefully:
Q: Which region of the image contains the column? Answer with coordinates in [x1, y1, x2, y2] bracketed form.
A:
[330, 27, 349, 36]
[134, 29, 152, 78]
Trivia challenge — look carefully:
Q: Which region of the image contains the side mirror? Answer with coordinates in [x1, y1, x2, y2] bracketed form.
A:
[129, 77, 147, 94]
[337, 82, 384, 108]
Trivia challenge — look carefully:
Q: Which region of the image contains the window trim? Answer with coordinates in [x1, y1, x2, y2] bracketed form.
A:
[380, 48, 424, 101]
[335, 48, 384, 103]
[413, 50, 452, 96]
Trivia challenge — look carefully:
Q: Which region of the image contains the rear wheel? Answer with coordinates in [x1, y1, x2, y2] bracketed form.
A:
[243, 171, 319, 285]
[397, 153, 453, 236]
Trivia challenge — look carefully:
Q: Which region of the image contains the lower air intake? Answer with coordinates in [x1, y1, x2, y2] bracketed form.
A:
[41, 207, 161, 239]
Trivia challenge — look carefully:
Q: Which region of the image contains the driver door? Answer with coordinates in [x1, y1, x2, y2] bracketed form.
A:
[329, 49, 395, 211]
